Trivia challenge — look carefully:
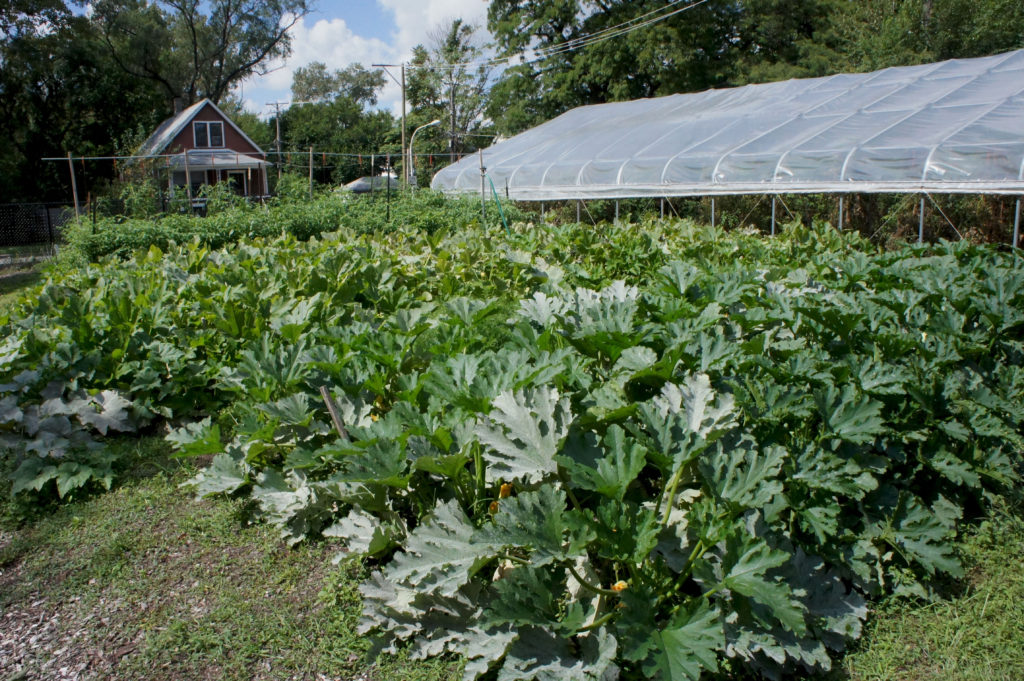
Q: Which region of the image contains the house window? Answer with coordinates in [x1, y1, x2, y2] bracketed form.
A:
[193, 121, 224, 148]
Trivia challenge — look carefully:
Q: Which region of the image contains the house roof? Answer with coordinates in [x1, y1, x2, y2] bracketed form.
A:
[165, 150, 268, 170]
[137, 98, 265, 157]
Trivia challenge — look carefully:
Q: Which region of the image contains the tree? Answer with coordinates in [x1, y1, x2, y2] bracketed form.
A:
[291, 62, 386, 107]
[277, 65, 395, 186]
[833, 0, 1024, 69]
[0, 6, 165, 201]
[89, 0, 312, 106]
[1, 0, 68, 38]
[486, 0, 746, 134]
[486, 0, 1024, 135]
[406, 19, 493, 184]
[218, 95, 275, 150]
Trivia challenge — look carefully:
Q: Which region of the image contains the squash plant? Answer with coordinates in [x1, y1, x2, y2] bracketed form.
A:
[3, 215, 1022, 678]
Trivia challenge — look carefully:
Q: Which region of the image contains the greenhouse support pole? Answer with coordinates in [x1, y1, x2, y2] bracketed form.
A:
[479, 149, 486, 225]
[919, 196, 926, 243]
[577, 200, 581, 223]
[1013, 198, 1021, 248]
[66, 152, 81, 222]
[771, 196, 777, 236]
[615, 201, 619, 222]
[401, 64, 407, 185]
[711, 198, 715, 229]
[541, 202, 545, 218]
[660, 199, 664, 220]
[838, 196, 844, 231]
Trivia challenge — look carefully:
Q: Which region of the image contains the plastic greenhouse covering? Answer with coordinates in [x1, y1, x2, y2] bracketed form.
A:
[431, 49, 1024, 201]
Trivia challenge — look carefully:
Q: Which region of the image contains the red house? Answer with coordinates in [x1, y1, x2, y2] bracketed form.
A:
[137, 98, 270, 198]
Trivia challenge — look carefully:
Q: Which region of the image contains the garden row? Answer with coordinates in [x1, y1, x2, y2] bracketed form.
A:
[2, 216, 1023, 679]
[63, 186, 530, 263]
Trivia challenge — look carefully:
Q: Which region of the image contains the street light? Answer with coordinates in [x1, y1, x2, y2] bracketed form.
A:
[408, 119, 441, 189]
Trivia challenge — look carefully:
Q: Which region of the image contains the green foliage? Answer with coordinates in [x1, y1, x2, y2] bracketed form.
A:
[119, 178, 162, 219]
[4, 214, 1024, 679]
[89, 0, 311, 105]
[197, 180, 246, 215]
[291, 61, 386, 106]
[61, 190, 526, 263]
[406, 19, 493, 183]
[486, 0, 1024, 135]
[0, 7, 165, 202]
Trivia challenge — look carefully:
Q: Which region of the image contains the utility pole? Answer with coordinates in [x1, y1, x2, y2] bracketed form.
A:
[267, 101, 284, 181]
[373, 63, 408, 186]
[450, 73, 457, 159]
[266, 99, 321, 183]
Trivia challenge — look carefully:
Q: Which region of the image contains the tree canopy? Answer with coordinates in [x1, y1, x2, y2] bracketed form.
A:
[89, 0, 312, 106]
[485, 0, 1024, 134]
[405, 19, 493, 185]
[291, 62, 387, 107]
[1, 0, 1022, 202]
[0, 0, 310, 201]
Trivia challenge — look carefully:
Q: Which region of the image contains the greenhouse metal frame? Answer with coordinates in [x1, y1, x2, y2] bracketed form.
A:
[432, 49, 1024, 242]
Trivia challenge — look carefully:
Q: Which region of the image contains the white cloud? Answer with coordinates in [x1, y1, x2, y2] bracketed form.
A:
[378, 0, 490, 58]
[240, 0, 491, 118]
[241, 15, 396, 114]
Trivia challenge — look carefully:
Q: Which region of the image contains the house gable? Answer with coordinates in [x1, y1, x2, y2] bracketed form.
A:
[137, 99, 265, 158]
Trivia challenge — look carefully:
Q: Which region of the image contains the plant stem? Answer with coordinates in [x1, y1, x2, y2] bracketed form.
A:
[473, 443, 485, 511]
[576, 612, 615, 633]
[567, 564, 621, 597]
[559, 469, 584, 512]
[657, 463, 687, 527]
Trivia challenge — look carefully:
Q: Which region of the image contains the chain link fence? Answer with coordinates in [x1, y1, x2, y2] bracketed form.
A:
[0, 202, 77, 271]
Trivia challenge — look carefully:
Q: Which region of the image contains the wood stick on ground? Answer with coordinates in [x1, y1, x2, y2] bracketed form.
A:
[319, 386, 349, 441]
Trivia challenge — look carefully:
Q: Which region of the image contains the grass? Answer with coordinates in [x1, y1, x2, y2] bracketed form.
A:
[839, 500, 1024, 681]
[4, 444, 1021, 681]
[0, 265, 44, 312]
[0, 438, 461, 681]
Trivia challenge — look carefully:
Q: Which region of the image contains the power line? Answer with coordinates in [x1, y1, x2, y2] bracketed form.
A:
[527, 0, 713, 62]
[404, 0, 712, 72]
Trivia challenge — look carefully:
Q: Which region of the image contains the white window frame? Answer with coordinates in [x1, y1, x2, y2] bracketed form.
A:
[193, 120, 225, 149]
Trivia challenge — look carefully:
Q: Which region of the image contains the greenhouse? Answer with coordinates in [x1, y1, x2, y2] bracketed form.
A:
[431, 49, 1024, 202]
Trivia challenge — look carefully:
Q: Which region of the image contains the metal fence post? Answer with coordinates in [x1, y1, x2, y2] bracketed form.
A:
[45, 204, 54, 254]
[919, 196, 926, 244]
[1013, 197, 1021, 248]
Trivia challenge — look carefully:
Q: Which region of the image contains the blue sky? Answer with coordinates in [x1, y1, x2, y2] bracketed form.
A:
[313, 1, 393, 42]
[240, 0, 492, 117]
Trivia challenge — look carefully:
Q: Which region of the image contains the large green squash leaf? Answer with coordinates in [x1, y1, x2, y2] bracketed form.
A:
[386, 499, 503, 597]
[476, 386, 573, 484]
[643, 602, 723, 680]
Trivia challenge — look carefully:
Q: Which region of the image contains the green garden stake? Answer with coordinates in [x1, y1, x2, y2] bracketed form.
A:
[487, 175, 511, 237]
